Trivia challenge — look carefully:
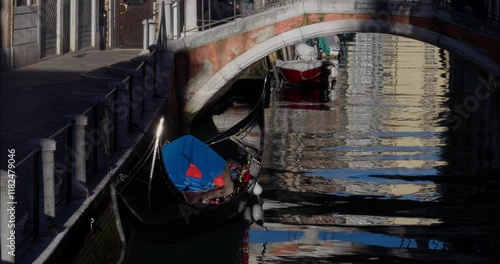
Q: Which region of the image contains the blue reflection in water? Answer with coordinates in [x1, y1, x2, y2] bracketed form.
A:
[428, 239, 447, 250]
[320, 146, 441, 152]
[333, 231, 418, 248]
[249, 229, 448, 251]
[249, 229, 304, 243]
[319, 132, 442, 139]
[329, 153, 441, 161]
[307, 168, 438, 183]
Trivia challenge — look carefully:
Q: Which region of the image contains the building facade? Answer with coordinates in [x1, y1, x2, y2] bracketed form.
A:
[0, 0, 164, 70]
[1, 0, 103, 70]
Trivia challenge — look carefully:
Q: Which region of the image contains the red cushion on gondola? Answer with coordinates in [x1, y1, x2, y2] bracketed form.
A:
[213, 175, 225, 187]
[186, 163, 202, 179]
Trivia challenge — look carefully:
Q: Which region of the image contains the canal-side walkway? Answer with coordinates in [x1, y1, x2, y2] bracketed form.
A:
[0, 48, 174, 263]
[0, 49, 142, 163]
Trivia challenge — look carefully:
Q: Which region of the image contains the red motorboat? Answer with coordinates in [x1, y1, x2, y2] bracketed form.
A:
[276, 59, 333, 86]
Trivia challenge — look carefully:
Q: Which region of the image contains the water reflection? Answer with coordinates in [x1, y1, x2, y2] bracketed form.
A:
[126, 218, 251, 264]
[253, 33, 499, 263]
[126, 33, 499, 263]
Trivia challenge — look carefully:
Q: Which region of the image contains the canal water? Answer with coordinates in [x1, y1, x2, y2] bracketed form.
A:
[125, 33, 499, 263]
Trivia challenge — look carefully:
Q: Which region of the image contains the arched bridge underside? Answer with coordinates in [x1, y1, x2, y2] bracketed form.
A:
[168, 0, 500, 124]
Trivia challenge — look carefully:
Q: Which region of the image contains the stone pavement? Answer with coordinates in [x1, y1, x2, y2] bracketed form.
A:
[0, 49, 142, 169]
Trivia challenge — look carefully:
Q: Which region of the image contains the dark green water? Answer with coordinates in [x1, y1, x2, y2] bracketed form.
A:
[125, 33, 500, 264]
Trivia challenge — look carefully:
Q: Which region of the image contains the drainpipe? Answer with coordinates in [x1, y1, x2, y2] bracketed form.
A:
[108, 0, 114, 49]
[56, 0, 63, 55]
[91, 0, 97, 48]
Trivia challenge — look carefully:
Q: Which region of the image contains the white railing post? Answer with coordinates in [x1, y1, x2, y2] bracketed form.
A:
[148, 19, 156, 46]
[172, 0, 180, 39]
[39, 139, 57, 224]
[70, 0, 79, 51]
[66, 115, 89, 198]
[28, 138, 57, 236]
[185, 0, 197, 33]
[143, 19, 149, 50]
[142, 18, 156, 50]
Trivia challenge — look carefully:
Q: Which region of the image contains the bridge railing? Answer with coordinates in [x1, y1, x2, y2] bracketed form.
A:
[435, 0, 499, 31]
[163, 0, 302, 39]
[160, 0, 499, 40]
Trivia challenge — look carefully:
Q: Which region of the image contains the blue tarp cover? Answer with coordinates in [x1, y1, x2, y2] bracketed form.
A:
[161, 135, 226, 192]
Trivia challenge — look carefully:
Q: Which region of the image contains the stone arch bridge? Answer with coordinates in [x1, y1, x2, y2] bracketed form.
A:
[166, 0, 500, 125]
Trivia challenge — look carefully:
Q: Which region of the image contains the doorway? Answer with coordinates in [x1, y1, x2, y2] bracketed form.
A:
[115, 0, 154, 49]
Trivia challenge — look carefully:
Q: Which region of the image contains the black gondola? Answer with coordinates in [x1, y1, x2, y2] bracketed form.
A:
[112, 79, 266, 229]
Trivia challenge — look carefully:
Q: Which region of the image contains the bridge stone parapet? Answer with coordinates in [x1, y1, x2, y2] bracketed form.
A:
[167, 0, 500, 125]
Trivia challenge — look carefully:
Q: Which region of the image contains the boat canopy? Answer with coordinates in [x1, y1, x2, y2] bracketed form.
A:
[161, 135, 226, 192]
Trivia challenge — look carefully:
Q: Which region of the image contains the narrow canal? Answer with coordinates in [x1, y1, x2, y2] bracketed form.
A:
[125, 33, 499, 263]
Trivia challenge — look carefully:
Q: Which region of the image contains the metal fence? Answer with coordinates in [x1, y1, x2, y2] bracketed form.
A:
[162, 0, 302, 39]
[3, 21, 170, 250]
[435, 0, 499, 28]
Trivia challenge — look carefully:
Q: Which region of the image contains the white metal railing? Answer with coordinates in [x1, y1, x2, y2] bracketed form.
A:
[150, 0, 499, 42]
[157, 0, 301, 40]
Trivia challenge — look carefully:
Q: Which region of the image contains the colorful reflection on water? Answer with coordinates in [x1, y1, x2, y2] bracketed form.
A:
[126, 33, 499, 263]
[243, 33, 499, 263]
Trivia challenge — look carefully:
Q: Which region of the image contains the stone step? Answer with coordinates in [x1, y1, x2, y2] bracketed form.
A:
[80, 51, 171, 87]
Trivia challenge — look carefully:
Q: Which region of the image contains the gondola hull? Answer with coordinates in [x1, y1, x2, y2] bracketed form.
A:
[113, 82, 266, 230]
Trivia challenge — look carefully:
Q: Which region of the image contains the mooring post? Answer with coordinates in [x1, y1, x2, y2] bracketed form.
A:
[68, 115, 89, 198]
[1, 170, 14, 263]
